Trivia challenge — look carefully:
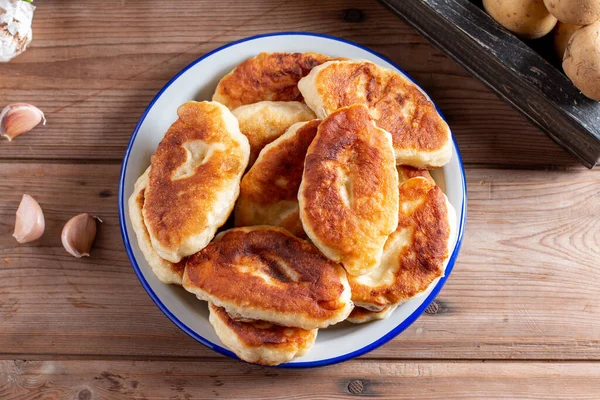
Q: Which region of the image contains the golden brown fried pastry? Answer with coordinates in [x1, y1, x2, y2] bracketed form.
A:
[213, 52, 335, 109]
[349, 177, 456, 311]
[182, 226, 353, 330]
[346, 305, 397, 324]
[209, 303, 317, 366]
[235, 120, 320, 238]
[298, 60, 452, 168]
[142, 101, 250, 263]
[299, 104, 399, 276]
[396, 165, 434, 185]
[128, 167, 186, 285]
[232, 101, 316, 166]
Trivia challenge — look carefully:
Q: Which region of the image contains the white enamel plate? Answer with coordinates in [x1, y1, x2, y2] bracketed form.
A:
[118, 32, 467, 368]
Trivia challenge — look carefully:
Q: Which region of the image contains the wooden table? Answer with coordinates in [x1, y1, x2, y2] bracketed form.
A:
[1, 1, 599, 398]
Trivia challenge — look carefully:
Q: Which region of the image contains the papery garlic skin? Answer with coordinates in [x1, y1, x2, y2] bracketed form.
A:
[61, 213, 101, 258]
[13, 194, 45, 244]
[0, 103, 46, 140]
[0, 0, 35, 62]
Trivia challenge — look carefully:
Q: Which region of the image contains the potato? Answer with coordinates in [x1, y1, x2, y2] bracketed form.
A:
[563, 20, 600, 100]
[483, 0, 557, 39]
[544, 0, 600, 25]
[554, 22, 581, 59]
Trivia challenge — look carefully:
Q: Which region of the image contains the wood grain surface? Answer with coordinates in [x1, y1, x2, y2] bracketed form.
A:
[2, 360, 600, 399]
[0, 0, 577, 168]
[0, 0, 598, 398]
[0, 164, 598, 361]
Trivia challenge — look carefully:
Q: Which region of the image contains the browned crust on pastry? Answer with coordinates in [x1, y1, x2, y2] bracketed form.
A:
[136, 187, 186, 278]
[233, 102, 316, 167]
[213, 52, 335, 109]
[235, 120, 320, 237]
[210, 304, 315, 348]
[349, 177, 451, 308]
[396, 166, 434, 184]
[184, 227, 349, 320]
[311, 61, 449, 154]
[143, 101, 247, 256]
[300, 104, 399, 274]
[347, 305, 394, 323]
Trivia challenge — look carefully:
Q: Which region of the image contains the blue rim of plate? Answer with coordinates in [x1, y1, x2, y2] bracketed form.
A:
[118, 31, 467, 368]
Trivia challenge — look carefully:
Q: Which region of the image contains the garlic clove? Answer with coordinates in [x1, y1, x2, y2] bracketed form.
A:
[61, 213, 101, 258]
[13, 194, 45, 243]
[0, 0, 36, 62]
[0, 103, 46, 141]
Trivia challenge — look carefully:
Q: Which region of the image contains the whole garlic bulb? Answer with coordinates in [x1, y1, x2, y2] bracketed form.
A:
[0, 0, 36, 62]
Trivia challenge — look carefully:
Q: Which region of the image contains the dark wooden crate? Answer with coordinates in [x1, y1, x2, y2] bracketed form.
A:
[380, 0, 600, 168]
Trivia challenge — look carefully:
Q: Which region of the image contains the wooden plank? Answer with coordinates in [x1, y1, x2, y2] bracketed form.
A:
[379, 0, 600, 168]
[1, 163, 599, 360]
[0, 163, 211, 358]
[1, 360, 600, 399]
[0, 0, 576, 168]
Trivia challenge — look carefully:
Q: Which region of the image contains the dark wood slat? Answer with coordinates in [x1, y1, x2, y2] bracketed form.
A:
[380, 0, 600, 168]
